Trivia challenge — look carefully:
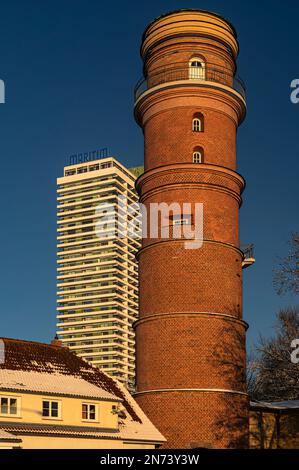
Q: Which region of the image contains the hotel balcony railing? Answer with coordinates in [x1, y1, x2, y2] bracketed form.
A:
[134, 63, 246, 101]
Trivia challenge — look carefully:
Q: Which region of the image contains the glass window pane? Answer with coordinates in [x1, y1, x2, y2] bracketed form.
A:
[82, 404, 88, 419]
[89, 406, 96, 420]
[9, 399, 17, 414]
[51, 402, 58, 417]
[42, 401, 50, 416]
[1, 398, 8, 414]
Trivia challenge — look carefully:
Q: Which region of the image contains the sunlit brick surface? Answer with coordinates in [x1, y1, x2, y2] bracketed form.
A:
[134, 9, 248, 448]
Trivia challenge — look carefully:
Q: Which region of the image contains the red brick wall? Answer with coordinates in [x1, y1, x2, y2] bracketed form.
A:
[144, 107, 237, 170]
[140, 187, 240, 247]
[135, 314, 247, 391]
[136, 391, 249, 449]
[138, 242, 243, 318]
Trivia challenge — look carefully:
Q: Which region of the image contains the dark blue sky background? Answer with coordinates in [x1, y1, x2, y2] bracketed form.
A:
[0, 0, 298, 350]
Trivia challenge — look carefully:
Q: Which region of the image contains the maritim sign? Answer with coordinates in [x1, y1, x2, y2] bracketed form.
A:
[69, 147, 108, 165]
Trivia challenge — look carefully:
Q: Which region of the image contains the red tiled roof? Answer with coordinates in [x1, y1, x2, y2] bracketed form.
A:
[0, 429, 22, 442]
[0, 369, 121, 401]
[0, 338, 141, 423]
[0, 422, 121, 440]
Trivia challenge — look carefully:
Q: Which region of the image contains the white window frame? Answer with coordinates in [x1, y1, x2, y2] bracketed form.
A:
[192, 117, 202, 132]
[172, 214, 192, 226]
[42, 399, 62, 420]
[82, 402, 98, 422]
[189, 58, 206, 80]
[173, 218, 190, 226]
[193, 151, 203, 164]
[0, 396, 21, 418]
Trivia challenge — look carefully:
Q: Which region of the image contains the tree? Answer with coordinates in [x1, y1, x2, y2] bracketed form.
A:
[247, 351, 263, 401]
[274, 232, 299, 295]
[249, 306, 299, 401]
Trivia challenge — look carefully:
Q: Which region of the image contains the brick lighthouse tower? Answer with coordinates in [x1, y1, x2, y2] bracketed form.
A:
[134, 10, 249, 448]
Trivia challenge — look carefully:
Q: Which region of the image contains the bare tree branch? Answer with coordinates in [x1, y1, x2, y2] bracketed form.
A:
[250, 306, 299, 401]
[274, 232, 299, 295]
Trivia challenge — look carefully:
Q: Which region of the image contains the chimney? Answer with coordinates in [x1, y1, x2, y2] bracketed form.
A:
[51, 335, 62, 347]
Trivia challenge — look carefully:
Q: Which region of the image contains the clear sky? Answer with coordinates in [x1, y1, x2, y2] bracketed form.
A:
[0, 0, 298, 350]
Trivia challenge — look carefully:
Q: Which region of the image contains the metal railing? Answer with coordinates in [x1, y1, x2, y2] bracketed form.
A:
[241, 243, 254, 259]
[134, 63, 246, 100]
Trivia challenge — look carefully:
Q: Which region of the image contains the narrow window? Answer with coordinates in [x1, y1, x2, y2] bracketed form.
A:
[1, 398, 8, 414]
[189, 58, 206, 80]
[192, 118, 200, 132]
[172, 214, 192, 226]
[10, 399, 17, 415]
[42, 400, 60, 418]
[192, 117, 202, 132]
[192, 112, 204, 132]
[193, 150, 203, 163]
[82, 403, 97, 421]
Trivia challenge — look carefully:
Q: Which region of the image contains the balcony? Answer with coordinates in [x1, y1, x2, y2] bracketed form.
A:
[241, 243, 255, 269]
[134, 62, 246, 101]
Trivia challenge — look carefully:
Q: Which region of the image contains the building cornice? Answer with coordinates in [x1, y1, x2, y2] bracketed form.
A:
[136, 162, 245, 197]
[134, 80, 246, 126]
[134, 311, 248, 331]
[136, 237, 244, 261]
[134, 388, 248, 397]
[141, 10, 239, 61]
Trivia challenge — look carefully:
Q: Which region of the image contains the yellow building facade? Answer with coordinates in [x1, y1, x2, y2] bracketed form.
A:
[0, 338, 165, 449]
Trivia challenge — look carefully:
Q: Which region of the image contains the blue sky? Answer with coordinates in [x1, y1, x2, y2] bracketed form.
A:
[0, 0, 298, 350]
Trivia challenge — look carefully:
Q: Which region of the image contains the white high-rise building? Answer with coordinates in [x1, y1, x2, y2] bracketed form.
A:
[56, 157, 141, 390]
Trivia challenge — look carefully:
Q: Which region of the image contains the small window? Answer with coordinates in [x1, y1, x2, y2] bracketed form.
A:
[192, 118, 201, 132]
[193, 152, 202, 163]
[82, 403, 97, 421]
[171, 214, 192, 226]
[42, 400, 60, 418]
[189, 57, 206, 80]
[0, 397, 18, 416]
[192, 113, 204, 132]
[193, 150, 203, 164]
